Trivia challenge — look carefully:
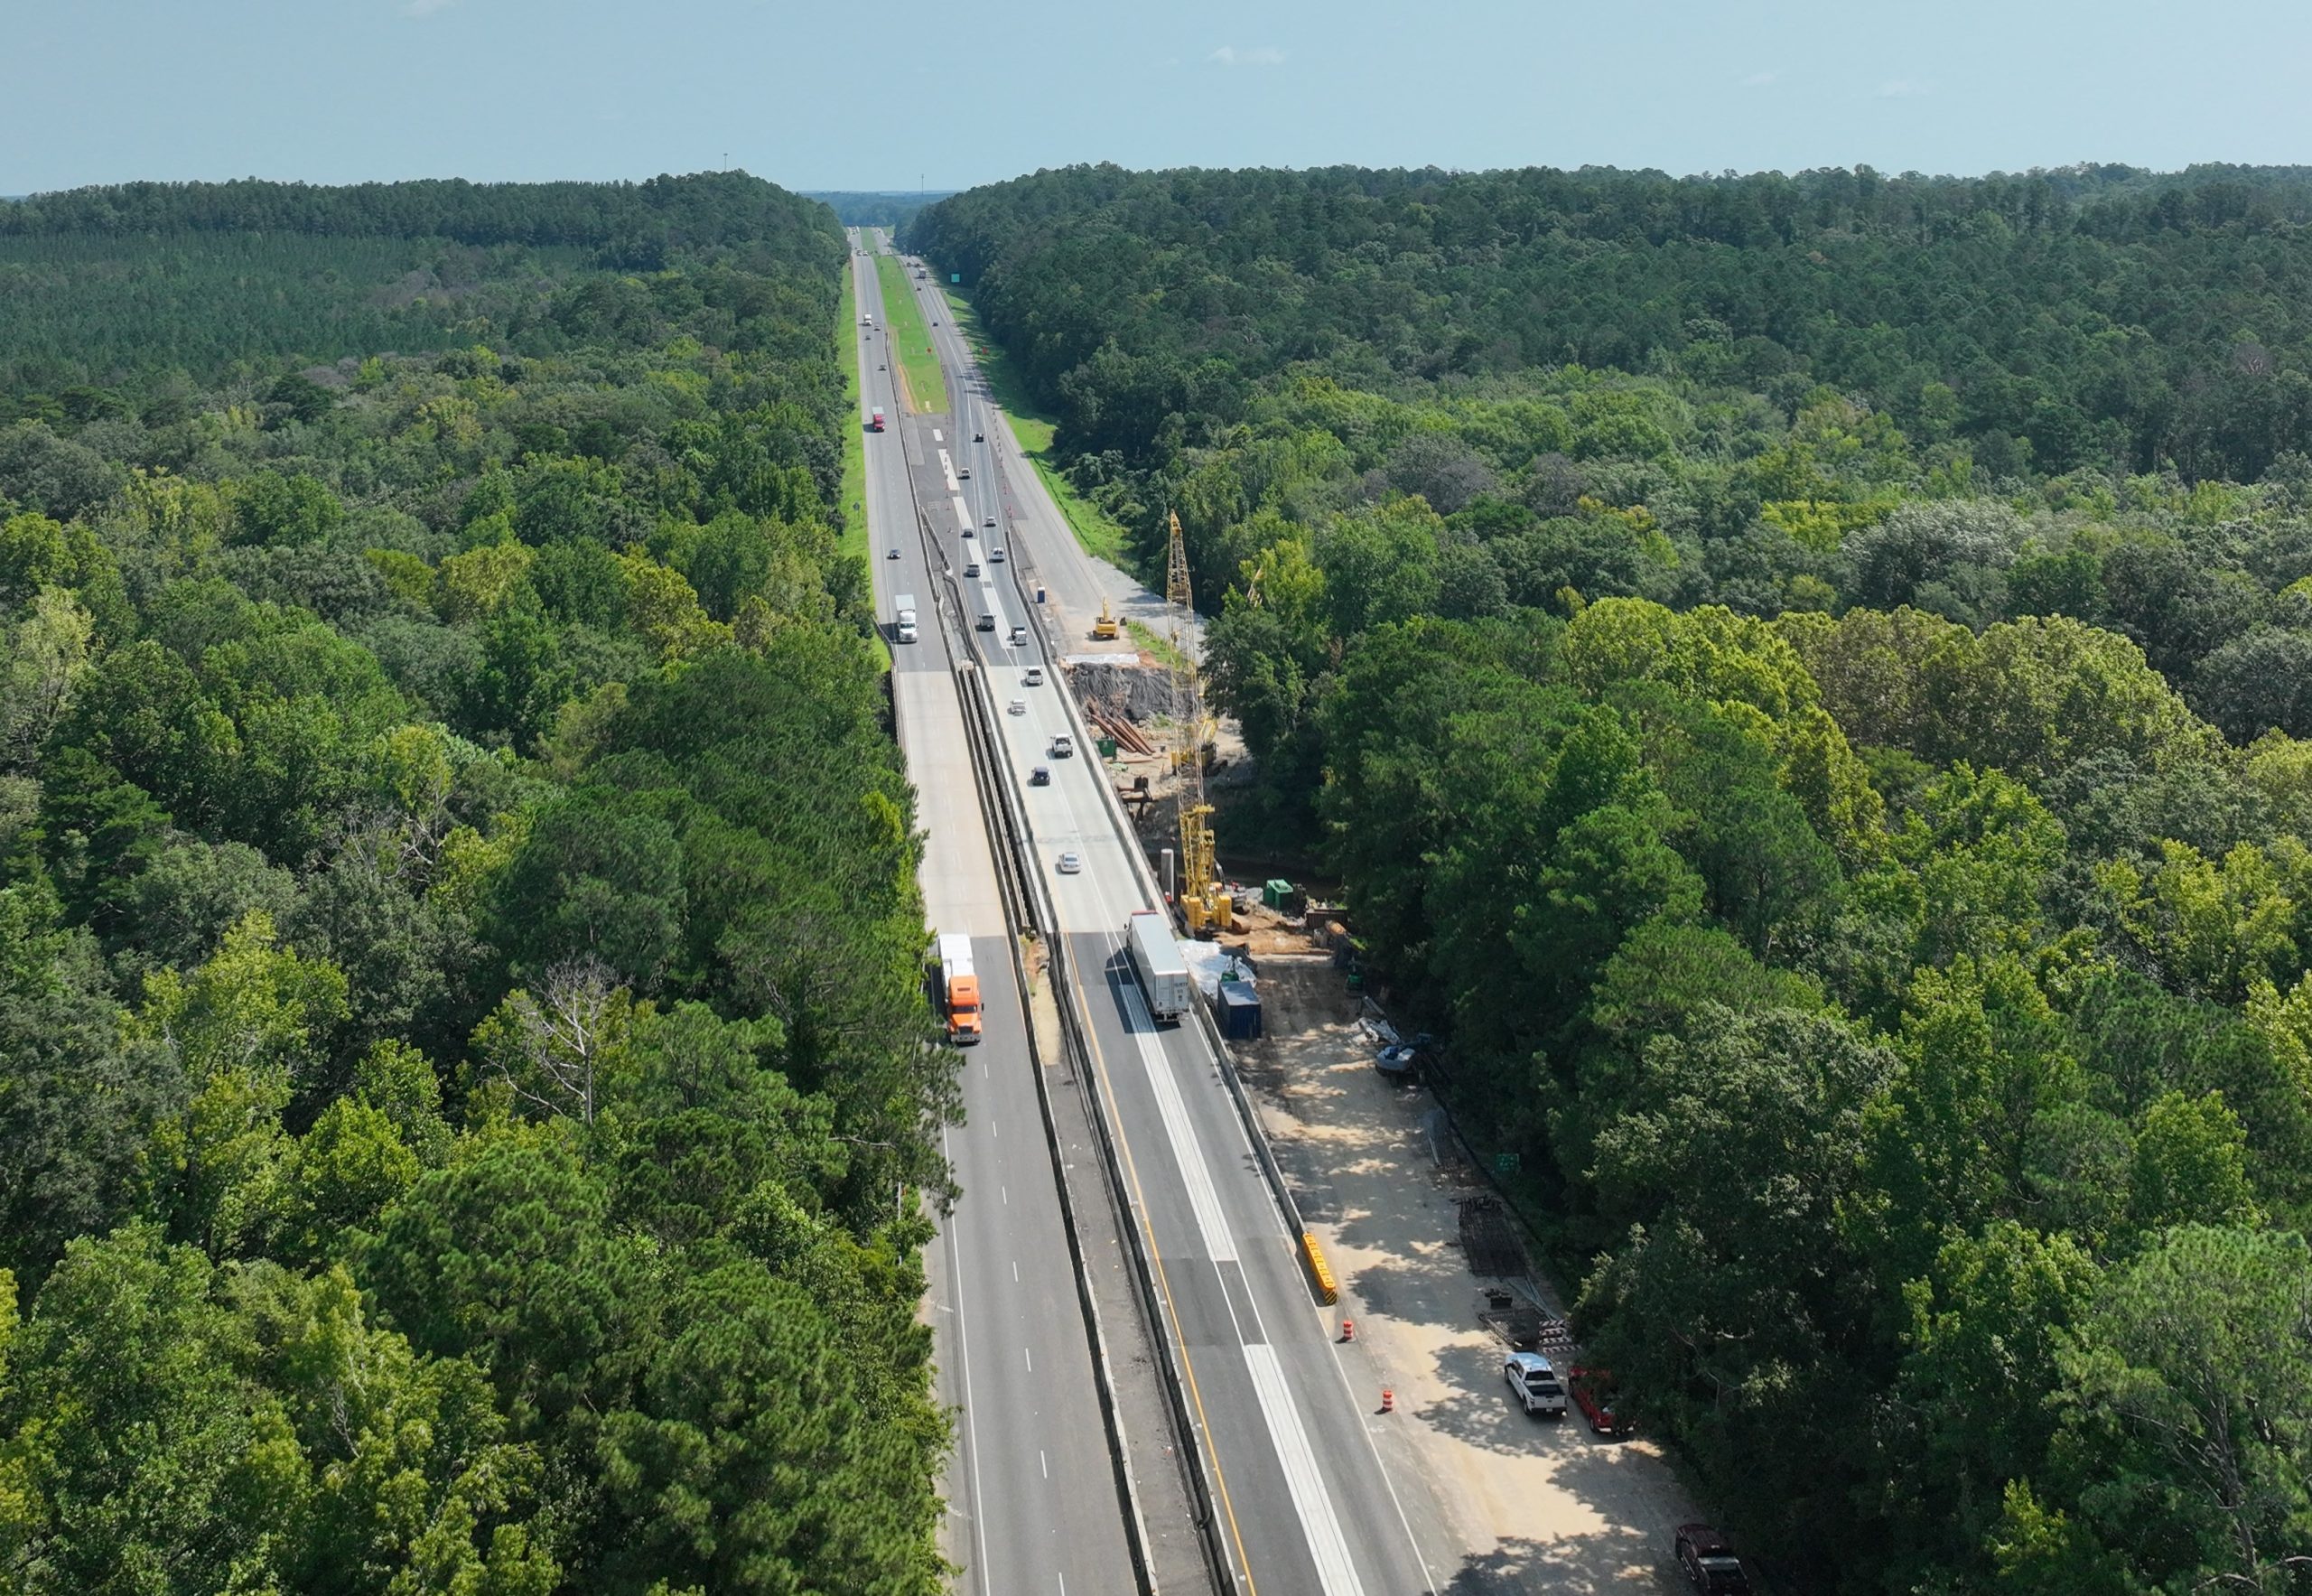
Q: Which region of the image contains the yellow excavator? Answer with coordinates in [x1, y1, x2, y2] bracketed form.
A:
[1092, 597, 1119, 641]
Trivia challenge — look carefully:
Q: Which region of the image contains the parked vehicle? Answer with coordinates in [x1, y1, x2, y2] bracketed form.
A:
[1125, 909, 1192, 1021]
[936, 933, 981, 1045]
[1502, 1352, 1568, 1417]
[1570, 1367, 1629, 1435]
[1674, 1526, 1750, 1596]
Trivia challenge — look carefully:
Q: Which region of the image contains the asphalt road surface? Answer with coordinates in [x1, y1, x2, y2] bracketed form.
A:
[874, 236, 1457, 1596]
[850, 234, 1137, 1596]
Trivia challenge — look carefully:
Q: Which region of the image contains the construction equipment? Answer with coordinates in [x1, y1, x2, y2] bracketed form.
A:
[1162, 510, 1231, 936]
[1092, 597, 1119, 640]
[1458, 1195, 1528, 1277]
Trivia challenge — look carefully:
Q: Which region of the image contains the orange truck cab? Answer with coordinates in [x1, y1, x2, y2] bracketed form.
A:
[937, 933, 982, 1045]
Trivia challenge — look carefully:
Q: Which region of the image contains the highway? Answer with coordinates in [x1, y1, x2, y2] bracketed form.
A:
[881, 238, 1456, 1596]
[849, 234, 1136, 1596]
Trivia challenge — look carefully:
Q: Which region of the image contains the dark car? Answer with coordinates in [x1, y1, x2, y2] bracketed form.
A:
[973, 431, 984, 443]
[1674, 1526, 1749, 1596]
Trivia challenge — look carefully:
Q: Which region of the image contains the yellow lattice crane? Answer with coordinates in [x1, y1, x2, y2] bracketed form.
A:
[1164, 510, 1231, 936]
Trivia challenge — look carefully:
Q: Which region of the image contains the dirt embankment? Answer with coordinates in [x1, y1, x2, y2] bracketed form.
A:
[1237, 954, 1705, 1596]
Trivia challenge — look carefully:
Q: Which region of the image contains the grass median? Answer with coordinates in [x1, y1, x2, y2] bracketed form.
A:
[939, 285, 1134, 570]
[837, 263, 890, 669]
[873, 253, 946, 415]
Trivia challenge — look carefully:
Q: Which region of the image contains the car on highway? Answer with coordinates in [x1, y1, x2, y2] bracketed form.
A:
[957, 466, 971, 480]
[965, 561, 980, 577]
[1007, 698, 1026, 716]
[1030, 764, 1051, 785]
[878, 362, 886, 369]
[1049, 733, 1075, 759]
[1055, 851, 1083, 874]
[990, 547, 1006, 562]
[984, 516, 996, 527]
[961, 524, 973, 537]
[974, 431, 984, 442]
[1502, 1352, 1568, 1417]
[1023, 667, 1046, 686]
[1674, 1526, 1750, 1596]
[976, 612, 995, 631]
[887, 546, 900, 559]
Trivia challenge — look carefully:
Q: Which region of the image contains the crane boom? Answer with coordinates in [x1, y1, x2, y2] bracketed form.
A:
[1165, 510, 1230, 936]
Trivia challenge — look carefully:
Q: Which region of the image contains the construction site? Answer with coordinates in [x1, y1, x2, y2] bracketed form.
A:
[1053, 512, 1709, 1593]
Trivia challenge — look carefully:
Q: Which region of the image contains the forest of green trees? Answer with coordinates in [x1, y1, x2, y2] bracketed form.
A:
[0, 175, 955, 1592]
[909, 164, 2312, 1595]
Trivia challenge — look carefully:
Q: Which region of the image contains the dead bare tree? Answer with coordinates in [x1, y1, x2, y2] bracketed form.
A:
[486, 956, 624, 1124]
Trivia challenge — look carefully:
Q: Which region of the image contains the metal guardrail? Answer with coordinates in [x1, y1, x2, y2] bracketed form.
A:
[891, 387, 1223, 1595]
[987, 441, 1328, 1307]
[957, 655, 1240, 1596]
[951, 663, 1165, 1596]
[911, 331, 1246, 1595]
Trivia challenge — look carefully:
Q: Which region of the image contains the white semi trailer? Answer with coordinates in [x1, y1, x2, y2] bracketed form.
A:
[1126, 909, 1191, 1023]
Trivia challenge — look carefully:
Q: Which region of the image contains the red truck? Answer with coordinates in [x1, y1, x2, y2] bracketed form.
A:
[869, 406, 885, 433]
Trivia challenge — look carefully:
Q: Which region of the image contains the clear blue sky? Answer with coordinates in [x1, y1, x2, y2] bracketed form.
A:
[8, 0, 2309, 194]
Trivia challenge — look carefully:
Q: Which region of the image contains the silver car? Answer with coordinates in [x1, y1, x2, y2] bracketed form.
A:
[1055, 851, 1083, 874]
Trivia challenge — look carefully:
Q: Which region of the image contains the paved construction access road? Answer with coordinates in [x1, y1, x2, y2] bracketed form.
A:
[851, 236, 1135, 1596]
[875, 235, 1463, 1596]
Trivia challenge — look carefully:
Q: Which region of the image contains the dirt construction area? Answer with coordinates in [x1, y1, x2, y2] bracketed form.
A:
[1236, 955, 1705, 1595]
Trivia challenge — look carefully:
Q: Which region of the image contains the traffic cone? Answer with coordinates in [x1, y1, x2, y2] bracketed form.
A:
[1339, 1320, 1356, 1343]
[1379, 1388, 1394, 1414]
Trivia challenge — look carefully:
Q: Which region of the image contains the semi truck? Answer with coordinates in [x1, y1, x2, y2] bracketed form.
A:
[893, 593, 918, 644]
[937, 933, 982, 1045]
[1126, 910, 1191, 1022]
[870, 406, 885, 433]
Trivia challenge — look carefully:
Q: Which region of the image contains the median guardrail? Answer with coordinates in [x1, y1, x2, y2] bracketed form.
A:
[957, 654, 1242, 1596]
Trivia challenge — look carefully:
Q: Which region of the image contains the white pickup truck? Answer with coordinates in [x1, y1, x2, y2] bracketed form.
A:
[1503, 1352, 1568, 1417]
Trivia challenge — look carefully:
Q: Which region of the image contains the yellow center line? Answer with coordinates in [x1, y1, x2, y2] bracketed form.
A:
[1067, 946, 1261, 1596]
